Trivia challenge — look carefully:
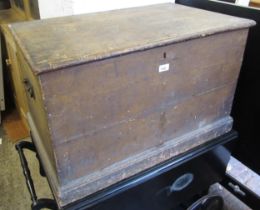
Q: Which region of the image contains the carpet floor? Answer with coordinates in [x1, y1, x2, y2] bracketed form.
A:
[0, 126, 53, 210]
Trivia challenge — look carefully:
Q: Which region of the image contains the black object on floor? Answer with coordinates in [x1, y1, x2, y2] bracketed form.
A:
[209, 183, 252, 210]
[187, 195, 224, 210]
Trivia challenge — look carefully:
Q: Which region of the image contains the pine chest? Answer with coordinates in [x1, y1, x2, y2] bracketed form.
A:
[9, 3, 255, 207]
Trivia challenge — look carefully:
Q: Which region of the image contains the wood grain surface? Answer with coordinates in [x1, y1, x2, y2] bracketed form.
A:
[9, 3, 255, 75]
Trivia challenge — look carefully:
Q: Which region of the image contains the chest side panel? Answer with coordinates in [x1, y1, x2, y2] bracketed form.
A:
[17, 51, 58, 181]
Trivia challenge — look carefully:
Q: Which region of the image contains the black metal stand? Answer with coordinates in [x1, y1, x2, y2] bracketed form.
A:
[16, 131, 238, 210]
[15, 141, 57, 210]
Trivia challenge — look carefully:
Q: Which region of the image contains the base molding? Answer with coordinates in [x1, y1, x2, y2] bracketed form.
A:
[58, 116, 233, 207]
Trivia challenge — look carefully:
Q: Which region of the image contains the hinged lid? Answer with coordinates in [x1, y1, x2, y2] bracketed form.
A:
[9, 3, 255, 75]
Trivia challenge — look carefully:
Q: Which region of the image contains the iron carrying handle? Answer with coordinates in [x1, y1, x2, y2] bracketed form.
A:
[23, 78, 35, 99]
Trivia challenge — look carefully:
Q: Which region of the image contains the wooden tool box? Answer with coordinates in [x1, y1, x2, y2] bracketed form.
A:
[8, 3, 254, 207]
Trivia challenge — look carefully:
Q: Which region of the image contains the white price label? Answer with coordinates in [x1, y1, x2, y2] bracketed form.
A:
[159, 63, 170, 73]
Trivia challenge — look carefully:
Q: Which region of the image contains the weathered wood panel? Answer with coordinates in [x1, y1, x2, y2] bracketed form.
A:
[3, 28, 29, 128]
[0, 10, 27, 126]
[39, 30, 247, 184]
[17, 51, 56, 172]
